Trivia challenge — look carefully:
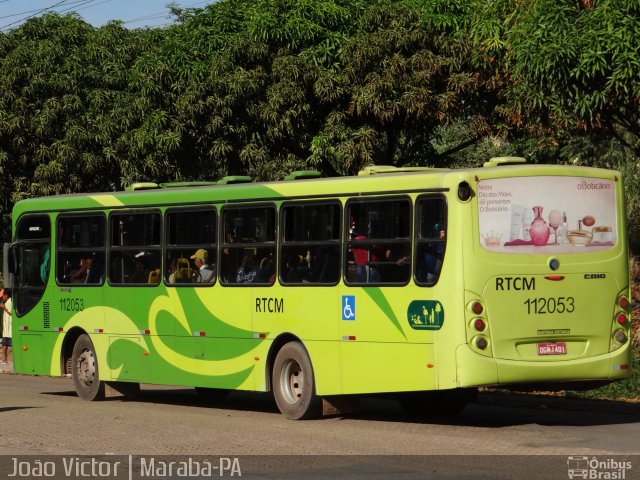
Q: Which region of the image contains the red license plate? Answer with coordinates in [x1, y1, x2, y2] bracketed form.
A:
[537, 342, 567, 355]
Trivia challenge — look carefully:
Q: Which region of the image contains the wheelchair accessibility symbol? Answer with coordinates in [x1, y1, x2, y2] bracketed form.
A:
[342, 295, 356, 321]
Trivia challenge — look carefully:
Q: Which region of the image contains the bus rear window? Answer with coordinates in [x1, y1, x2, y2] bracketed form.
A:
[478, 176, 618, 253]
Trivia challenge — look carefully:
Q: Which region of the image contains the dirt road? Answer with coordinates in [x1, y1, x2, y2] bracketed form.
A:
[1, 374, 639, 457]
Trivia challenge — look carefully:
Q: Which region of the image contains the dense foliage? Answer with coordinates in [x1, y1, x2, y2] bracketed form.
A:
[0, 0, 638, 250]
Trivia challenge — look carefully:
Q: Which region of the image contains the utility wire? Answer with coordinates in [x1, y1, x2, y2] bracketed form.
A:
[0, 0, 72, 29]
[0, 0, 87, 20]
[57, 0, 106, 15]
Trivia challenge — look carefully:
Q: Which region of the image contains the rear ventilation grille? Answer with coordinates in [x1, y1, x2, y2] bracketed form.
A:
[43, 302, 50, 329]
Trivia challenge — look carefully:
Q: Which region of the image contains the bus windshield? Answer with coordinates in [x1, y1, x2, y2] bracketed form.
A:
[478, 176, 618, 254]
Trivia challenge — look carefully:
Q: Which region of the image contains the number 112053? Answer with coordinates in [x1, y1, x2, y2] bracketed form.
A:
[60, 298, 84, 312]
[523, 296, 574, 315]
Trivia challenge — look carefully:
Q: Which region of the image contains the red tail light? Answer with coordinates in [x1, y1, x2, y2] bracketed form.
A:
[544, 275, 565, 281]
[473, 318, 486, 332]
[470, 301, 484, 315]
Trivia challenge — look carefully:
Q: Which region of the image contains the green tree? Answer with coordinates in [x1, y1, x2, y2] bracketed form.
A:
[0, 14, 159, 198]
[472, 0, 640, 147]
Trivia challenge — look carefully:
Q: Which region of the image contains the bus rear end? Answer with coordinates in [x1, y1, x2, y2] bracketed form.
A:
[458, 167, 632, 389]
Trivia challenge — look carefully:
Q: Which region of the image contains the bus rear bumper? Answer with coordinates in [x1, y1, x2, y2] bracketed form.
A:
[456, 343, 632, 388]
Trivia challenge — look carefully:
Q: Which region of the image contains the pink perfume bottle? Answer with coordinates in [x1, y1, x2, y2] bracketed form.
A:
[529, 206, 550, 246]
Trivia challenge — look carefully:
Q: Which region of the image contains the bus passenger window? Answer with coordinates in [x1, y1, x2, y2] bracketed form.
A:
[165, 208, 217, 286]
[345, 198, 411, 285]
[109, 211, 161, 285]
[57, 215, 106, 285]
[279, 202, 341, 285]
[415, 196, 447, 286]
[221, 206, 276, 285]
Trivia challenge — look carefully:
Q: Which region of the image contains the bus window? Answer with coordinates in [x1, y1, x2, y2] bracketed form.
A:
[13, 214, 51, 315]
[221, 206, 276, 285]
[109, 211, 161, 285]
[57, 215, 106, 285]
[165, 207, 217, 285]
[280, 202, 341, 285]
[415, 196, 447, 285]
[345, 198, 411, 285]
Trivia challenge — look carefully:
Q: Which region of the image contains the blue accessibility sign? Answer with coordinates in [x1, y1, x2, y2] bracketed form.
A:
[342, 295, 356, 321]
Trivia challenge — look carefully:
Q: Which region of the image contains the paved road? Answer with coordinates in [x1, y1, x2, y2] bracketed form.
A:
[1, 373, 639, 479]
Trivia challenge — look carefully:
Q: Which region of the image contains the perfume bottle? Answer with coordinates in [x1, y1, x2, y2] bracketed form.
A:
[559, 212, 568, 243]
[529, 206, 550, 246]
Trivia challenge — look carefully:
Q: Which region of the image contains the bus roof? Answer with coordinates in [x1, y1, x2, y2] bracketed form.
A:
[12, 163, 620, 217]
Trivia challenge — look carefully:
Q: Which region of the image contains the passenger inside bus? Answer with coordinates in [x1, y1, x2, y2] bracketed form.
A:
[236, 253, 258, 283]
[284, 253, 310, 283]
[190, 249, 215, 283]
[351, 232, 382, 283]
[307, 246, 340, 283]
[130, 257, 148, 283]
[68, 252, 103, 284]
[418, 226, 445, 284]
[168, 256, 193, 283]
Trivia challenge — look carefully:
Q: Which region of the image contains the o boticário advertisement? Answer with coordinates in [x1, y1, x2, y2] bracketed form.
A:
[478, 177, 617, 254]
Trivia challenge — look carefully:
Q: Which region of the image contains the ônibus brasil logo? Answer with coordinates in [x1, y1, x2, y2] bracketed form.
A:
[567, 456, 632, 479]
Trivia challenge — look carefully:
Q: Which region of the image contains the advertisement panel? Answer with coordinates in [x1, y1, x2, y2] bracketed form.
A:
[478, 177, 617, 254]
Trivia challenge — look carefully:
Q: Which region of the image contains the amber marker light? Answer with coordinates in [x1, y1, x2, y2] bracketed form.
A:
[23, 346, 28, 351]
[618, 296, 630, 309]
[614, 329, 628, 344]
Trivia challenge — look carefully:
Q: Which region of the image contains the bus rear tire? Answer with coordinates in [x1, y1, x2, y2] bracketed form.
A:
[272, 342, 321, 420]
[72, 334, 105, 401]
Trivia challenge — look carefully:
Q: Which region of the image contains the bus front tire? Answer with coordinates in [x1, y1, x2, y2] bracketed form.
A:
[71, 334, 105, 401]
[272, 342, 321, 420]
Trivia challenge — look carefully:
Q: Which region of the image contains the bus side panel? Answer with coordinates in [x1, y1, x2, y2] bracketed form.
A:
[13, 334, 44, 375]
[130, 285, 257, 390]
[339, 342, 435, 394]
[335, 287, 438, 395]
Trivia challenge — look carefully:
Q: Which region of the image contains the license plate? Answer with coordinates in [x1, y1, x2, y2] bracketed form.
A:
[537, 342, 567, 355]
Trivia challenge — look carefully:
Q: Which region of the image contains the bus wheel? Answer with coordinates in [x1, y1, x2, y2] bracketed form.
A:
[71, 334, 105, 401]
[272, 342, 321, 420]
[194, 387, 230, 402]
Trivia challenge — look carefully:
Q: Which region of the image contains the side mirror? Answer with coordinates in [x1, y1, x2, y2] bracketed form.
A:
[3, 242, 16, 288]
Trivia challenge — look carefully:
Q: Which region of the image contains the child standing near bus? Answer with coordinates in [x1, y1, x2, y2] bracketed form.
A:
[1, 289, 12, 365]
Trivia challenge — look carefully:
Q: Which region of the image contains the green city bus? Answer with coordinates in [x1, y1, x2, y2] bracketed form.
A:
[5, 158, 632, 419]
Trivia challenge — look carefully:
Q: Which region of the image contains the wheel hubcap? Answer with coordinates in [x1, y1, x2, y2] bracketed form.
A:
[280, 359, 303, 405]
[77, 348, 96, 387]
